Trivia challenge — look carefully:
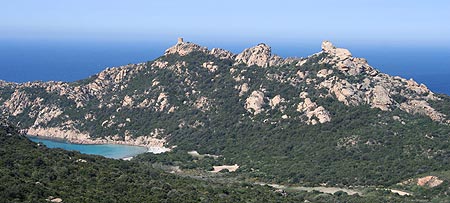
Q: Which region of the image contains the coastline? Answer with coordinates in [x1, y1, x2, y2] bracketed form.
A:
[26, 134, 69, 143]
[28, 134, 144, 147]
[26, 128, 172, 154]
[28, 135, 149, 159]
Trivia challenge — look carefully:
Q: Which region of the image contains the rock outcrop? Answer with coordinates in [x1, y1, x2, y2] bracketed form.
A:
[202, 62, 219, 72]
[297, 98, 331, 125]
[194, 96, 211, 111]
[27, 126, 169, 149]
[370, 85, 393, 111]
[400, 100, 446, 121]
[270, 95, 283, 109]
[235, 43, 272, 67]
[32, 106, 63, 127]
[417, 176, 444, 188]
[322, 40, 352, 60]
[316, 40, 445, 121]
[3, 90, 32, 116]
[210, 48, 235, 60]
[164, 41, 208, 56]
[245, 91, 265, 115]
[235, 43, 285, 67]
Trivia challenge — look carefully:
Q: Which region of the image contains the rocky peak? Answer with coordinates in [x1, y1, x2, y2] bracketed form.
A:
[164, 40, 286, 67]
[315, 40, 446, 122]
[321, 40, 335, 52]
[321, 40, 352, 60]
[0, 80, 17, 88]
[235, 43, 273, 67]
[164, 39, 208, 56]
[210, 48, 235, 60]
[318, 41, 379, 77]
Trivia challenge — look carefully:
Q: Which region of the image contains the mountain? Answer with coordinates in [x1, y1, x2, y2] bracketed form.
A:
[1, 39, 450, 190]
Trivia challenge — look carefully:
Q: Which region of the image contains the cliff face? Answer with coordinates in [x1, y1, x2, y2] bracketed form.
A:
[0, 40, 448, 148]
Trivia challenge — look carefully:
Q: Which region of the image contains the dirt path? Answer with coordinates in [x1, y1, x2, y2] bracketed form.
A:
[262, 183, 412, 196]
[264, 183, 363, 195]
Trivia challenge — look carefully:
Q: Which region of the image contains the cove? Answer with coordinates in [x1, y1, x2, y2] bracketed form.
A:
[28, 136, 148, 159]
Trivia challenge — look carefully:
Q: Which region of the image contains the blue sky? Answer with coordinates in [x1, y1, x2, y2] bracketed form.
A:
[0, 0, 449, 94]
[1, 0, 450, 46]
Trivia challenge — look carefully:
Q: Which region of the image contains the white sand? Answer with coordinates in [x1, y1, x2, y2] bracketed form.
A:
[211, 164, 239, 173]
[389, 189, 411, 196]
[148, 146, 171, 154]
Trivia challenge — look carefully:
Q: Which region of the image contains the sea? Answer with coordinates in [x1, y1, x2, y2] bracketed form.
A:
[28, 136, 148, 159]
[0, 39, 449, 96]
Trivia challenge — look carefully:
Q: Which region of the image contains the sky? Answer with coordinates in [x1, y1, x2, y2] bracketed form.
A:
[1, 0, 450, 46]
[0, 0, 449, 95]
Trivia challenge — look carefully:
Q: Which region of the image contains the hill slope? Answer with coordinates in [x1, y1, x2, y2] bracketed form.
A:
[0, 118, 300, 202]
[1, 39, 450, 187]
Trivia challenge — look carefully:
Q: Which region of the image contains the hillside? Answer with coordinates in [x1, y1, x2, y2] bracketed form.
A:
[1, 39, 450, 189]
[10, 117, 441, 202]
[0, 118, 293, 202]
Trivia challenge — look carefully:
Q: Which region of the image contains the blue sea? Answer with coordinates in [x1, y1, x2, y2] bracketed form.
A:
[0, 39, 449, 95]
[28, 136, 147, 159]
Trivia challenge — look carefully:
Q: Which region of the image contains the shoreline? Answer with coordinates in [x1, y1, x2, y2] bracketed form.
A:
[27, 134, 146, 147]
[28, 135, 150, 159]
[27, 134, 171, 154]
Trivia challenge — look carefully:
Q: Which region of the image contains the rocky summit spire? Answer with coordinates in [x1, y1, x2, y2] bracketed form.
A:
[234, 43, 287, 68]
[321, 40, 335, 52]
[235, 43, 272, 67]
[164, 38, 208, 56]
[321, 40, 352, 60]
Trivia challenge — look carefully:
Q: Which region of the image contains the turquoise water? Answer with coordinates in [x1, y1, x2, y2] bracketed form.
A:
[28, 136, 148, 159]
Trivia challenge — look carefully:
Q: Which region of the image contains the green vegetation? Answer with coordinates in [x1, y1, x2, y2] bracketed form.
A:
[0, 120, 289, 202]
[1, 50, 450, 201]
[1, 120, 423, 202]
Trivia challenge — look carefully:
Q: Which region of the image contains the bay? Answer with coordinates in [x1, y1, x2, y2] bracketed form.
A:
[28, 136, 148, 159]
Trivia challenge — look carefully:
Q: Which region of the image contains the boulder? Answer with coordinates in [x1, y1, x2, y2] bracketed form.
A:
[317, 69, 333, 78]
[239, 83, 249, 96]
[245, 91, 265, 115]
[297, 71, 308, 79]
[202, 62, 218, 72]
[122, 95, 133, 107]
[270, 95, 283, 109]
[297, 97, 331, 125]
[235, 43, 272, 67]
[321, 40, 335, 52]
